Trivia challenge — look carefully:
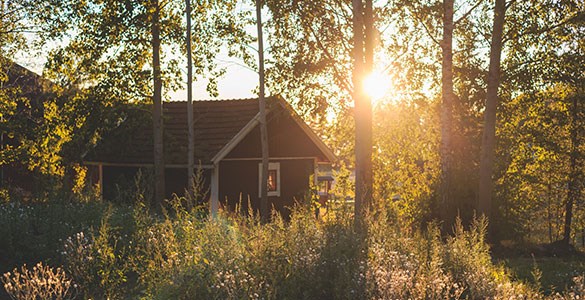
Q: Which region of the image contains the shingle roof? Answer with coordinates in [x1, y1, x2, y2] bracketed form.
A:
[85, 96, 337, 166]
[85, 98, 268, 165]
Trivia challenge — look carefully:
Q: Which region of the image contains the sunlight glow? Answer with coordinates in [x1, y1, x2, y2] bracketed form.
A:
[363, 72, 392, 103]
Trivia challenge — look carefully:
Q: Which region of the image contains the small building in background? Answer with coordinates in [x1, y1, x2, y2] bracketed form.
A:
[83, 96, 335, 218]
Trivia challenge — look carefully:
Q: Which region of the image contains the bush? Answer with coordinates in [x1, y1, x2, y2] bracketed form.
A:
[149, 205, 540, 299]
[2, 262, 75, 300]
[62, 207, 128, 299]
[0, 201, 110, 274]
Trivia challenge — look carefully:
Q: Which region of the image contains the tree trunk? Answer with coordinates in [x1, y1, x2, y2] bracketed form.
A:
[562, 94, 581, 244]
[363, 0, 374, 211]
[0, 0, 4, 189]
[256, 0, 269, 222]
[352, 0, 368, 222]
[478, 0, 506, 221]
[440, 0, 455, 225]
[548, 182, 553, 243]
[152, 0, 165, 204]
[186, 0, 195, 197]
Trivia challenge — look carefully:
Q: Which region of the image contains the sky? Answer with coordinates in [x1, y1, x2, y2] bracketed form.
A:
[168, 56, 258, 101]
[16, 48, 259, 102]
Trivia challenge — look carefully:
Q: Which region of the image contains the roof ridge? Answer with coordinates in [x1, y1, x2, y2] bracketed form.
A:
[165, 98, 256, 103]
[165, 96, 281, 103]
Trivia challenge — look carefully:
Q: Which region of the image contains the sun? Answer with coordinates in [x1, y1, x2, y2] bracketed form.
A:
[363, 72, 392, 103]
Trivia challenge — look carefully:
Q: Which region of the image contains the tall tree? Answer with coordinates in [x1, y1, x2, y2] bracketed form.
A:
[263, 0, 491, 226]
[151, 0, 165, 203]
[439, 0, 455, 225]
[563, 92, 582, 244]
[489, 0, 584, 242]
[383, 0, 489, 226]
[352, 0, 368, 220]
[477, 0, 507, 221]
[186, 0, 194, 195]
[0, 0, 78, 191]
[256, 0, 269, 221]
[362, 0, 374, 214]
[497, 85, 584, 243]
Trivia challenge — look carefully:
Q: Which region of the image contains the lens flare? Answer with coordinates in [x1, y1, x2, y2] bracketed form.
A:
[363, 72, 392, 103]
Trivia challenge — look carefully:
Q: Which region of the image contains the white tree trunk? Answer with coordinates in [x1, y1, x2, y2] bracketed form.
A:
[256, 0, 269, 221]
[152, 0, 165, 204]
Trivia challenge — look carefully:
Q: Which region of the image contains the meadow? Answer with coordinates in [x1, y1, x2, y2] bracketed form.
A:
[1, 188, 584, 300]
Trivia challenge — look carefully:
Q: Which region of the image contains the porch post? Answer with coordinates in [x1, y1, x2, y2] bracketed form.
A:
[314, 158, 319, 186]
[210, 163, 219, 218]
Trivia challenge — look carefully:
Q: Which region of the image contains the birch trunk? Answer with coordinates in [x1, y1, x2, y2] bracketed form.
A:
[152, 0, 165, 204]
[478, 0, 506, 221]
[256, 0, 269, 221]
[562, 94, 581, 244]
[186, 0, 195, 196]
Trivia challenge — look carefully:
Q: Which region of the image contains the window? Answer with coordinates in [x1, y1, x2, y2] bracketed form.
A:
[267, 169, 277, 192]
[259, 162, 280, 197]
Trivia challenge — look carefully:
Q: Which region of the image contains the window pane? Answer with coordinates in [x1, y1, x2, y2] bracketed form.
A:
[267, 170, 277, 191]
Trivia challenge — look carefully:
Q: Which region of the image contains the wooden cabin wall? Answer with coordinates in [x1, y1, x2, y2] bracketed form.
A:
[219, 158, 315, 219]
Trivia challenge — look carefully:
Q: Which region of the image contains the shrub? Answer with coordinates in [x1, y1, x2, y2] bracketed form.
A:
[128, 200, 180, 298]
[62, 207, 127, 299]
[0, 201, 109, 275]
[444, 217, 541, 299]
[2, 262, 75, 300]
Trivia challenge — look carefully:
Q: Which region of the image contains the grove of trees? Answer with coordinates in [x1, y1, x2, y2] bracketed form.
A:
[1, 0, 584, 246]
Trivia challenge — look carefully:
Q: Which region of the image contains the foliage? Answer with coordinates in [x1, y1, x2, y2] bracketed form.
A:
[63, 207, 128, 299]
[1, 3, 585, 299]
[373, 99, 440, 228]
[72, 202, 553, 299]
[1, 262, 75, 300]
[496, 85, 584, 242]
[503, 256, 585, 295]
[4, 188, 585, 299]
[0, 62, 74, 194]
[0, 0, 84, 191]
[42, 0, 252, 98]
[0, 201, 110, 274]
[264, 0, 354, 122]
[2, 0, 254, 205]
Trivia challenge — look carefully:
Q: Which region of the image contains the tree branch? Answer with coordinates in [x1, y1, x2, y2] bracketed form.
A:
[454, 0, 483, 26]
[409, 10, 441, 46]
[294, 2, 353, 93]
[504, 10, 584, 43]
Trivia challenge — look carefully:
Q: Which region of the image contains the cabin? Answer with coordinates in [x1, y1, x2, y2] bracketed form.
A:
[83, 96, 335, 218]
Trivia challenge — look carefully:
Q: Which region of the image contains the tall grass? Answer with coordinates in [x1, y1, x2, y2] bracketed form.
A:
[2, 190, 584, 299]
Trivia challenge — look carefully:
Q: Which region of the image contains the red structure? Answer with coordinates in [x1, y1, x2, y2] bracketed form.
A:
[84, 97, 335, 218]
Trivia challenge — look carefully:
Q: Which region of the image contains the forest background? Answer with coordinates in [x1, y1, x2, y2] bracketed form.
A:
[0, 0, 584, 298]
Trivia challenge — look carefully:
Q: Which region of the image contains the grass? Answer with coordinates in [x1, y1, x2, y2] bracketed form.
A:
[502, 255, 585, 294]
[1, 192, 584, 299]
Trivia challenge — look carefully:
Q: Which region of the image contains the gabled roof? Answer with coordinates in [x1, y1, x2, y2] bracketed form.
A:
[84, 97, 335, 165]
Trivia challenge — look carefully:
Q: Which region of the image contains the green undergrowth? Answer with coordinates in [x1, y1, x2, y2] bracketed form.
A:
[501, 255, 585, 295]
[1, 195, 584, 299]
